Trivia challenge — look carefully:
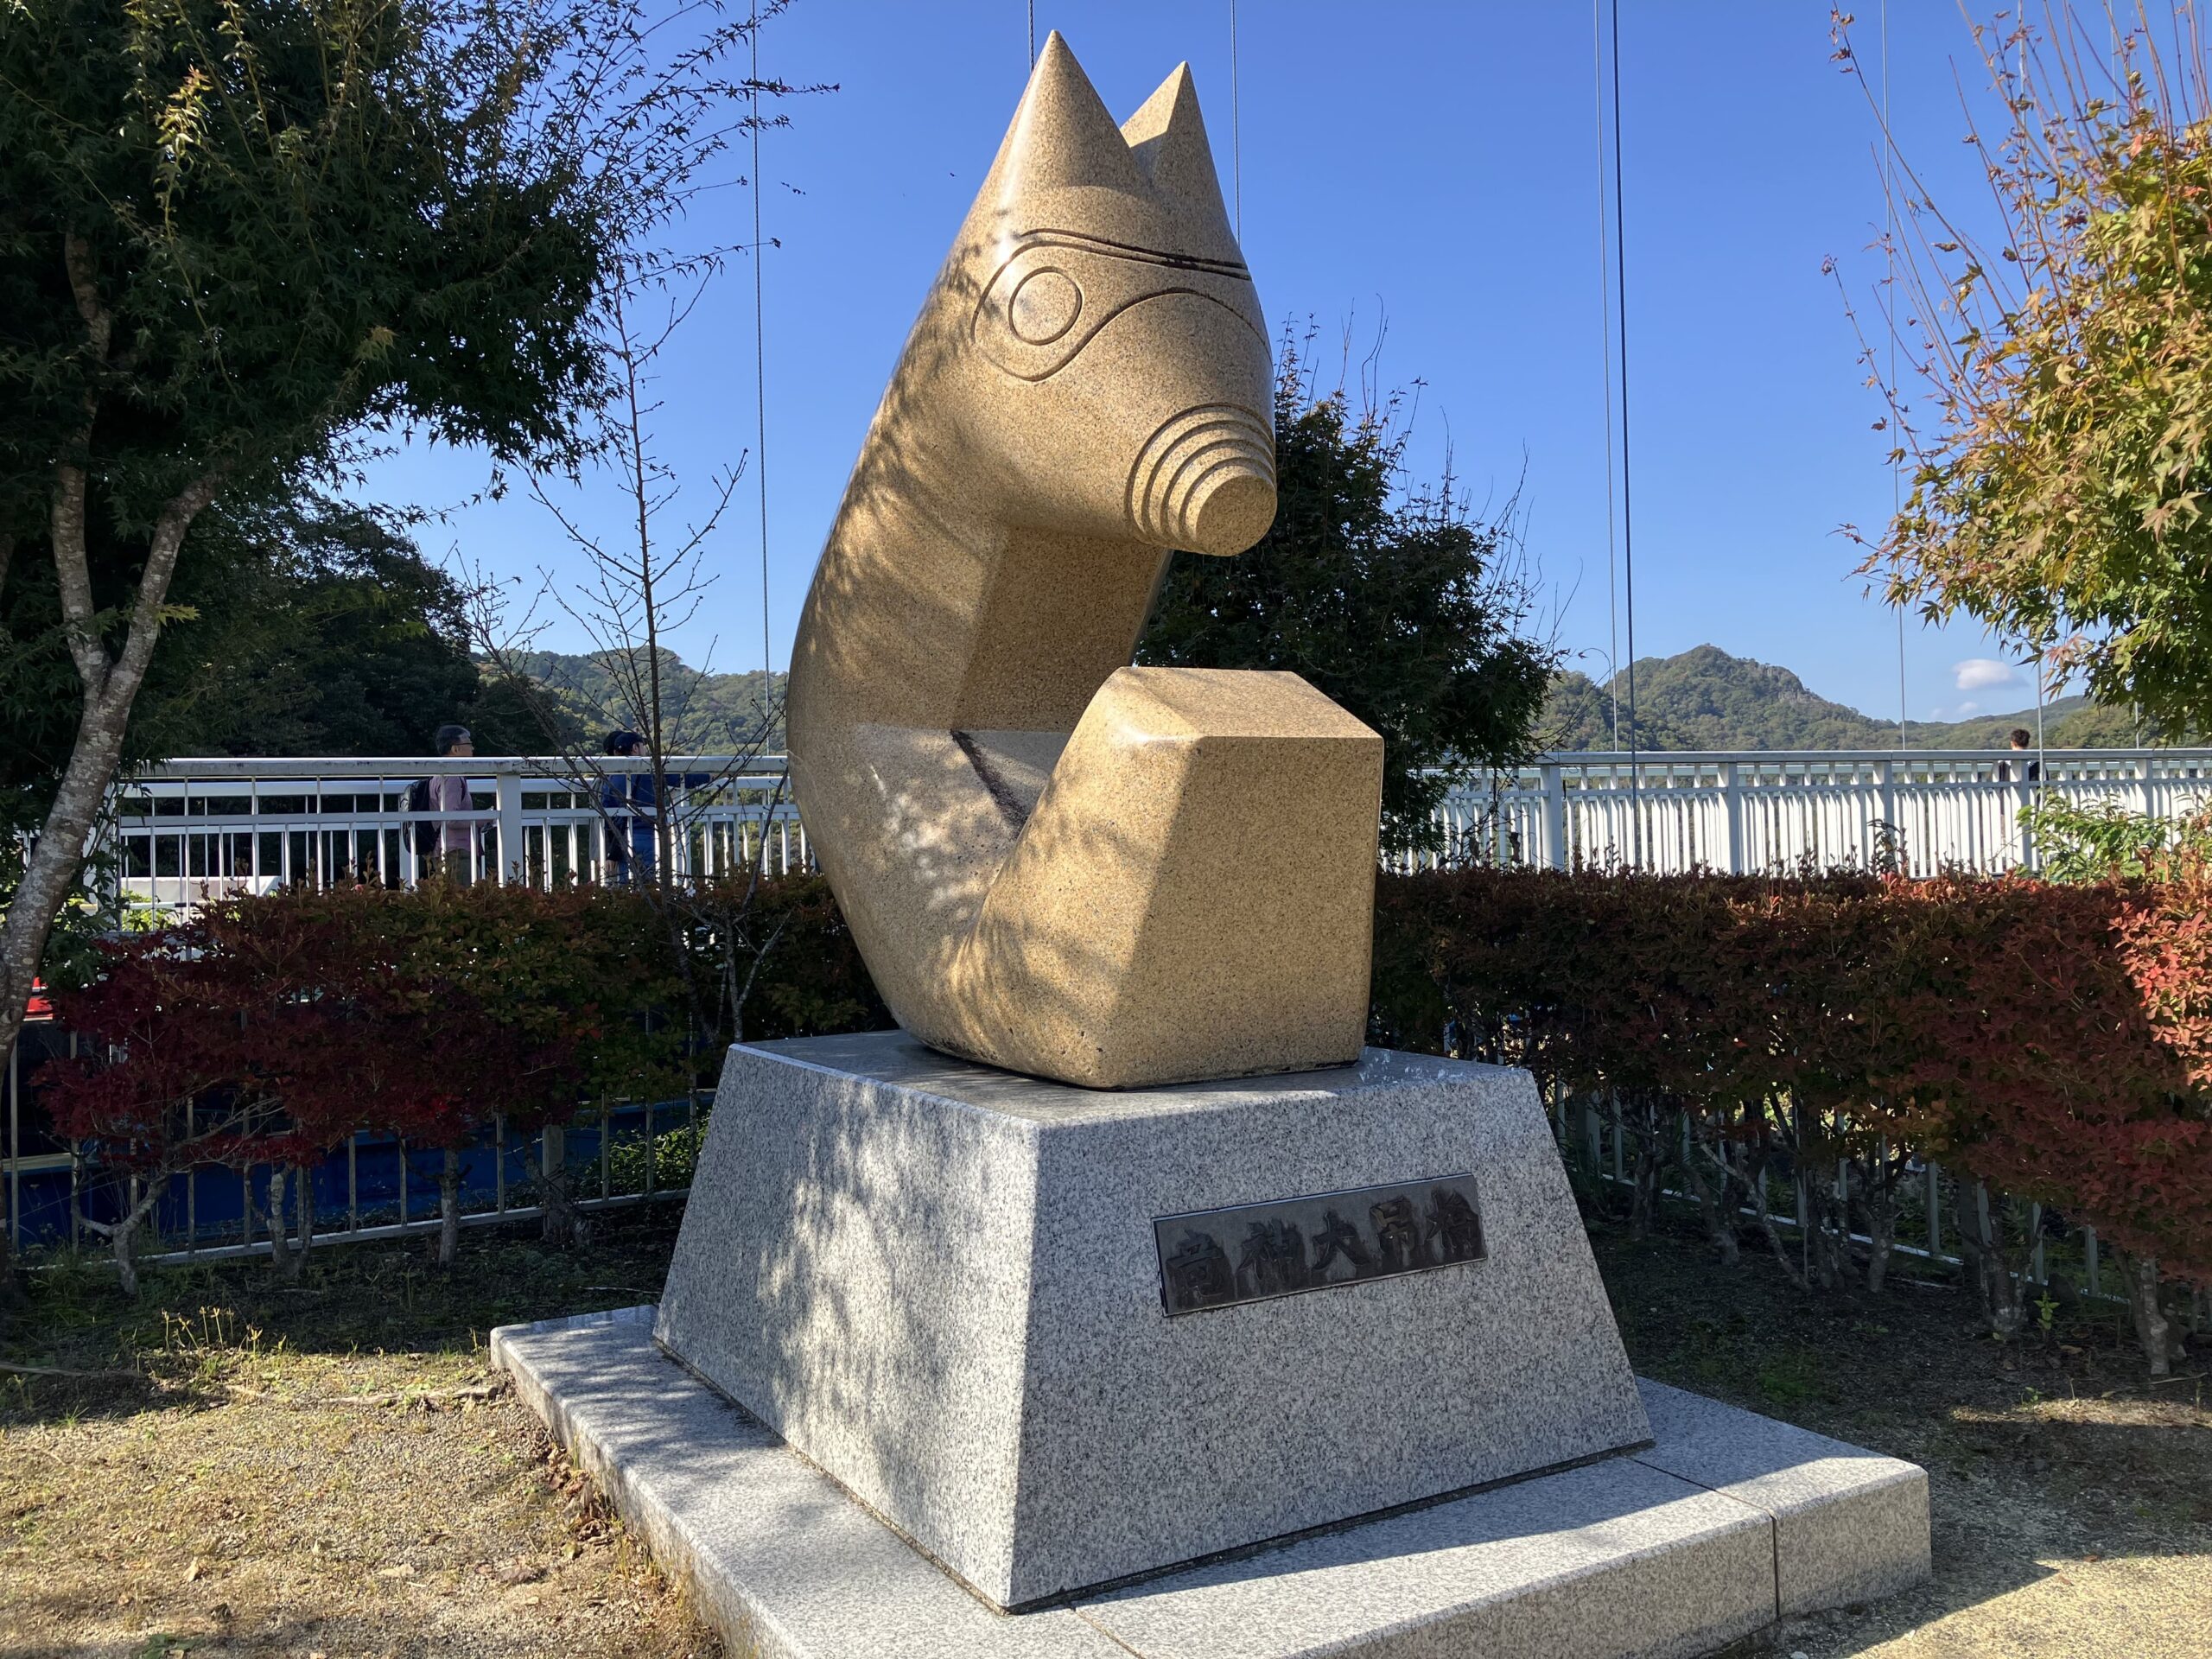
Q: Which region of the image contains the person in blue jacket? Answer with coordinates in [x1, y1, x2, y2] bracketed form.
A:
[600, 731, 657, 884]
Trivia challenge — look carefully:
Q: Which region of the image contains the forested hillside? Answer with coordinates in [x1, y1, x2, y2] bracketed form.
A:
[1540, 645, 2152, 752]
[503, 652, 785, 753]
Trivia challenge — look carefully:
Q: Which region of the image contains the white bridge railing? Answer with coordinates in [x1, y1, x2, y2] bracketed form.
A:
[105, 753, 805, 916]
[98, 746, 2212, 916]
[1423, 747, 2212, 877]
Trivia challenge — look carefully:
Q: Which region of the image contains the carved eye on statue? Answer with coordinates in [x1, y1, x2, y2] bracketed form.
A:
[1008, 268, 1082, 345]
[973, 234, 1262, 381]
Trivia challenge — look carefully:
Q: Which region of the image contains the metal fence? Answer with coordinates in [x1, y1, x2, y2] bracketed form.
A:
[1426, 747, 2212, 875]
[7, 1090, 709, 1262]
[93, 746, 2212, 923]
[18, 743, 2212, 1277]
[105, 753, 805, 916]
[1555, 1087, 2212, 1329]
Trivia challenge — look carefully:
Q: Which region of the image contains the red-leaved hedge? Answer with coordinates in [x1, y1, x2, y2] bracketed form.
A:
[1372, 867, 2212, 1290]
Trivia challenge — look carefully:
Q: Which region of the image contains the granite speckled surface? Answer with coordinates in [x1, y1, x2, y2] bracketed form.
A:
[1080, 1457, 1775, 1659]
[1633, 1378, 1932, 1613]
[785, 32, 1385, 1088]
[654, 1033, 1651, 1609]
[495, 1308, 1928, 1658]
[490, 1312, 1123, 1659]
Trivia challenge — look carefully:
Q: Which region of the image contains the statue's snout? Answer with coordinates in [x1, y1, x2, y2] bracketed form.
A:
[1128, 403, 1276, 556]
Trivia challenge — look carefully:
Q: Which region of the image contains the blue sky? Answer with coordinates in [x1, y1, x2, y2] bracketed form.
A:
[360, 2, 2055, 728]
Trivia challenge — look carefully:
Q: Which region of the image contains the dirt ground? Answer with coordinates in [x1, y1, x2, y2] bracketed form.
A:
[1592, 1226, 2212, 1659]
[0, 1208, 717, 1659]
[2, 1203, 2207, 1658]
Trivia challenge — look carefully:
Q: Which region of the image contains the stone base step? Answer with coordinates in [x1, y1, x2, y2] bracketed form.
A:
[492, 1306, 1929, 1659]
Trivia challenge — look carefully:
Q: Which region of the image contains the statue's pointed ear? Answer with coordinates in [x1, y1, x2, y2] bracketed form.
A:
[1006, 32, 1147, 194]
[1121, 65, 1221, 202]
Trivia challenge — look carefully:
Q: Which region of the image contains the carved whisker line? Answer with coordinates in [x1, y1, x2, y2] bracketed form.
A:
[1009, 227, 1251, 278]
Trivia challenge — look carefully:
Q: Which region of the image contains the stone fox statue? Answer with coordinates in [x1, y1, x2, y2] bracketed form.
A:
[786, 35, 1382, 1088]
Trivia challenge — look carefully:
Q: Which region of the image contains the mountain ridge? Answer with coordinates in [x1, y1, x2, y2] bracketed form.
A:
[1540, 644, 2145, 752]
[499, 643, 2153, 757]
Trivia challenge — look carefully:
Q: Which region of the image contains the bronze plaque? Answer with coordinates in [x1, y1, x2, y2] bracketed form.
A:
[1154, 1173, 1486, 1316]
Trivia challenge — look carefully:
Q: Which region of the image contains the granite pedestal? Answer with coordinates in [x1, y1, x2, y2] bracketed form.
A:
[493, 1308, 1932, 1659]
[653, 1034, 1652, 1609]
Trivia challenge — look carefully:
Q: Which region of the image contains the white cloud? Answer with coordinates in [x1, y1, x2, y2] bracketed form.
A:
[1952, 658, 2020, 692]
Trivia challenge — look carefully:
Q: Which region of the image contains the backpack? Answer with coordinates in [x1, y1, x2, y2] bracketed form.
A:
[406, 777, 435, 855]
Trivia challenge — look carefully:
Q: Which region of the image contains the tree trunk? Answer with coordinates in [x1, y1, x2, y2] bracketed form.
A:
[1740, 1131, 1808, 1290]
[1816, 1192, 1848, 1291]
[91, 1170, 175, 1299]
[2119, 1250, 2172, 1377]
[1681, 1121, 1741, 1266]
[112, 1209, 140, 1298]
[0, 1148, 15, 1306]
[538, 1124, 587, 1249]
[1859, 1158, 1897, 1294]
[0, 435, 223, 1090]
[263, 1166, 289, 1281]
[1865, 1203, 1895, 1295]
[262, 1166, 314, 1285]
[1621, 1096, 1668, 1240]
[295, 1167, 315, 1274]
[1629, 1149, 1662, 1238]
[1956, 1179, 2026, 1340]
[436, 1147, 462, 1268]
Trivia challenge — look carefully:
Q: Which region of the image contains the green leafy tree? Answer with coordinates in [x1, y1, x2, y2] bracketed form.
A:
[1140, 338, 1558, 853]
[4, 495, 550, 764]
[1834, 7, 2212, 729]
[0, 0, 784, 1109]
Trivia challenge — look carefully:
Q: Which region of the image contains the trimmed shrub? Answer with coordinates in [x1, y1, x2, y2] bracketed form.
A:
[1374, 865, 2212, 1367]
[39, 874, 887, 1274]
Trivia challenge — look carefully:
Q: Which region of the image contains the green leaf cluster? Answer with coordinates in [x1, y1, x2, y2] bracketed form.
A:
[0, 0, 634, 537]
[1860, 20, 2212, 732]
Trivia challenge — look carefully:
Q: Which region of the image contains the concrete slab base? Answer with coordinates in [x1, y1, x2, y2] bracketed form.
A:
[492, 1306, 1930, 1659]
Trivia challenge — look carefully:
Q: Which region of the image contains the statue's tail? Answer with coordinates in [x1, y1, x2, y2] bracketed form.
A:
[941, 665, 1382, 1088]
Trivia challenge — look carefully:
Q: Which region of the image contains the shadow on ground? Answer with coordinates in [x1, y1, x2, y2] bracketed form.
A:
[1594, 1225, 2211, 1659]
[3, 1197, 2206, 1657]
[0, 1205, 689, 1431]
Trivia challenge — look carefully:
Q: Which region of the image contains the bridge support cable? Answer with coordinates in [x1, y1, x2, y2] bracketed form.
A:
[1605, 0, 1642, 862]
[1592, 0, 1622, 753]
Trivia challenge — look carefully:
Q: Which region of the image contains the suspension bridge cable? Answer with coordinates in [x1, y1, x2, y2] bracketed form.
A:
[1886, 0, 1907, 752]
[1230, 0, 1243, 238]
[752, 3, 772, 683]
[1028, 2, 1035, 68]
[1593, 0, 1621, 753]
[1607, 0, 1642, 862]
